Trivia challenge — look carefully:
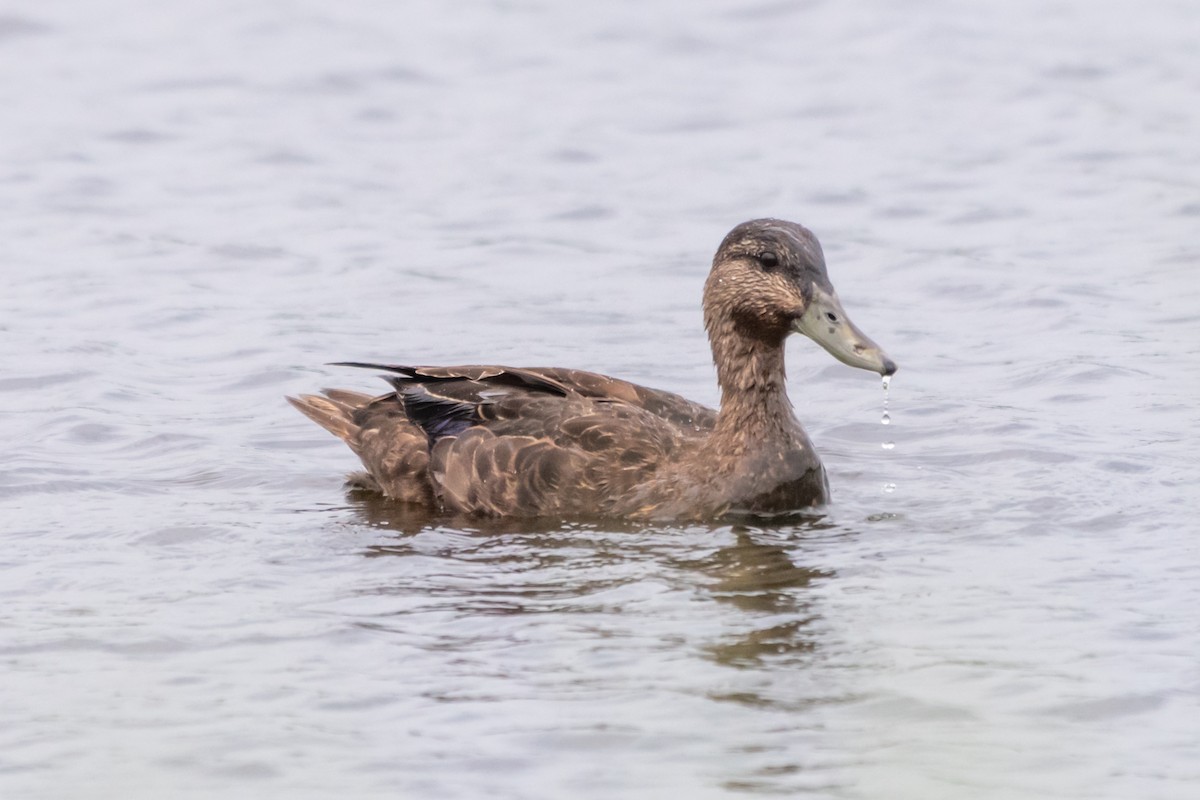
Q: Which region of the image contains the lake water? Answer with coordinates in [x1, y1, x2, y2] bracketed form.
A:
[3, 1, 1199, 798]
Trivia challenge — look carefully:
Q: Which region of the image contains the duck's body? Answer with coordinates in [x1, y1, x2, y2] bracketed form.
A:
[290, 219, 896, 521]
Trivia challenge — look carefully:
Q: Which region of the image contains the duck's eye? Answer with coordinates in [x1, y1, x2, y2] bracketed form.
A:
[758, 251, 779, 269]
[825, 311, 839, 323]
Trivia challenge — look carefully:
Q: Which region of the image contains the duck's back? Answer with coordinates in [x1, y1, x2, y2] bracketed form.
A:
[289, 364, 716, 517]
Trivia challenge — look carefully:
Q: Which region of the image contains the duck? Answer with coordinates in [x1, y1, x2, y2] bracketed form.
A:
[288, 219, 897, 521]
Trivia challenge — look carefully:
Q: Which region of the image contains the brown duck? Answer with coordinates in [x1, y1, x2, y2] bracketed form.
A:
[289, 219, 897, 521]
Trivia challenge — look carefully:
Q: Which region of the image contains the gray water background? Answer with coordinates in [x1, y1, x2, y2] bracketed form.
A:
[2, 1, 1199, 798]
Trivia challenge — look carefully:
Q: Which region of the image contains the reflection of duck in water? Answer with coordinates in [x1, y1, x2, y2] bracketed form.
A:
[697, 529, 833, 669]
[289, 219, 896, 521]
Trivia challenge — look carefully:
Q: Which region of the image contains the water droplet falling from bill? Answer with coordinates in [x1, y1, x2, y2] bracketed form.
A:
[881, 375, 895, 489]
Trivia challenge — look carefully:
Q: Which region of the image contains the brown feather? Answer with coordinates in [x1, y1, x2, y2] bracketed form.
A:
[286, 394, 358, 443]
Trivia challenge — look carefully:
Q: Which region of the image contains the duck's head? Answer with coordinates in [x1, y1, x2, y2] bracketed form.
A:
[704, 218, 898, 377]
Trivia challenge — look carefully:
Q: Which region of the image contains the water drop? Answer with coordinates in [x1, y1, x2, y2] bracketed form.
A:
[881, 375, 891, 427]
[880, 377, 895, 493]
[881, 378, 895, 493]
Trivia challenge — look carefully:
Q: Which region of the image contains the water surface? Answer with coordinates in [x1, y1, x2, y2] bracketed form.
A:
[2, 1, 1199, 798]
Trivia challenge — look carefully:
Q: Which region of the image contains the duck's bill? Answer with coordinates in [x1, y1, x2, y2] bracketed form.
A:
[793, 286, 898, 376]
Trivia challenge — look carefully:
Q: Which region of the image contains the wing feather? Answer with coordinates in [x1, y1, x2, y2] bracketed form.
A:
[298, 362, 713, 515]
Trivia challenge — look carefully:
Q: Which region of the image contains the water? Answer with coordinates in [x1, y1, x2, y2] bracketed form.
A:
[3, 1, 1199, 798]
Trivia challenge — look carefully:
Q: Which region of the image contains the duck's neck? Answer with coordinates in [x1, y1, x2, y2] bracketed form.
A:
[707, 317, 798, 448]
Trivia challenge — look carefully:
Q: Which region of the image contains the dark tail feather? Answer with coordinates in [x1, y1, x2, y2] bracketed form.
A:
[329, 361, 418, 376]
